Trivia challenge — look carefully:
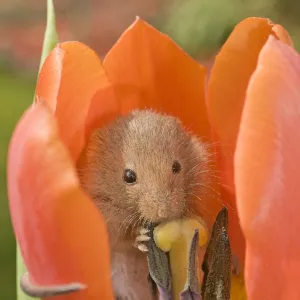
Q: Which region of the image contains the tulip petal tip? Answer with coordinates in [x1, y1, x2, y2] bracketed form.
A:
[20, 272, 87, 298]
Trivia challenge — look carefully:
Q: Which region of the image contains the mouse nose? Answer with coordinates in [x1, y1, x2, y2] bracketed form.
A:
[157, 196, 185, 220]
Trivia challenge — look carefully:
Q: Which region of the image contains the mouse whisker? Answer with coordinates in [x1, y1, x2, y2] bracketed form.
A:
[184, 156, 206, 165]
[124, 212, 140, 236]
[204, 174, 222, 180]
[191, 168, 218, 175]
[189, 187, 221, 203]
[219, 182, 233, 190]
[205, 141, 222, 150]
[185, 164, 201, 176]
[195, 170, 236, 192]
[141, 217, 148, 229]
[118, 213, 138, 241]
[189, 187, 234, 211]
[185, 162, 221, 177]
[199, 190, 228, 211]
[186, 206, 206, 220]
[121, 212, 135, 231]
[174, 136, 186, 152]
[105, 215, 114, 225]
[188, 180, 219, 187]
[123, 205, 137, 212]
[194, 169, 227, 178]
[190, 179, 234, 198]
[186, 195, 216, 220]
[131, 214, 143, 234]
[186, 193, 209, 213]
[118, 211, 139, 236]
[189, 183, 221, 195]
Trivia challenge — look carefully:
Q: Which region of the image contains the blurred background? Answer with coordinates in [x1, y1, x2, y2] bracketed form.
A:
[0, 0, 299, 298]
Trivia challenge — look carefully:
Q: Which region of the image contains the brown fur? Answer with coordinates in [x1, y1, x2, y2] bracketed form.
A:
[79, 110, 209, 299]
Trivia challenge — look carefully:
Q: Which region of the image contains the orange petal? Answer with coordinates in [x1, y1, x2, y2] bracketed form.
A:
[36, 41, 119, 162]
[104, 17, 222, 229]
[104, 17, 211, 141]
[7, 102, 113, 300]
[272, 24, 294, 47]
[235, 36, 300, 300]
[206, 17, 292, 264]
[207, 17, 293, 197]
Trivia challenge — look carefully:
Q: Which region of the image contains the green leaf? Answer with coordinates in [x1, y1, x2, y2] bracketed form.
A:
[17, 1, 59, 300]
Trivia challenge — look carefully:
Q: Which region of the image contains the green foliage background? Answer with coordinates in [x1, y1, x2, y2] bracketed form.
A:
[155, 0, 300, 56]
[0, 69, 35, 298]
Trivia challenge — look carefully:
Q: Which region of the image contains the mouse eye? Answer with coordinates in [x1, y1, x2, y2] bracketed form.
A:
[172, 160, 181, 174]
[123, 169, 137, 185]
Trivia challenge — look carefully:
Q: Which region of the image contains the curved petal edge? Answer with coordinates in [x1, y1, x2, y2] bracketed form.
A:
[104, 17, 210, 141]
[8, 102, 114, 300]
[235, 36, 300, 300]
[36, 41, 119, 162]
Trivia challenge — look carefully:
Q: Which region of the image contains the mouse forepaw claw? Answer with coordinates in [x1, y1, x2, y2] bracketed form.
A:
[140, 228, 150, 235]
[133, 227, 150, 253]
[137, 244, 149, 253]
[133, 238, 149, 252]
[136, 235, 151, 242]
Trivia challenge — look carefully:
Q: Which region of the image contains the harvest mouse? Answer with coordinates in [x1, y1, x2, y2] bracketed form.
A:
[79, 110, 210, 300]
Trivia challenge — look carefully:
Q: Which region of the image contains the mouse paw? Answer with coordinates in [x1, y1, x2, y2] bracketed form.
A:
[133, 228, 150, 253]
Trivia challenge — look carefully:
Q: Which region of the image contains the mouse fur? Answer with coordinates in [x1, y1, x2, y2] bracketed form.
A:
[79, 109, 210, 299]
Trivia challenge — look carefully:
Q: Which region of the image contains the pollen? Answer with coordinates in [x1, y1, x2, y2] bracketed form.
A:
[153, 220, 181, 252]
[153, 217, 208, 251]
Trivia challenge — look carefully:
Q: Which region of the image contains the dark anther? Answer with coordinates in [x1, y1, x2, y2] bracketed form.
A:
[202, 207, 228, 278]
[180, 229, 201, 299]
[146, 207, 233, 300]
[201, 207, 232, 300]
[146, 224, 172, 300]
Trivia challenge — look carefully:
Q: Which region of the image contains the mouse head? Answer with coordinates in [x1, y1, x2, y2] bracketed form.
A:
[80, 110, 209, 224]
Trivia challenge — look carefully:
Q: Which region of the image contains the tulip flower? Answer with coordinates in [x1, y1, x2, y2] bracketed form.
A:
[7, 0, 300, 298]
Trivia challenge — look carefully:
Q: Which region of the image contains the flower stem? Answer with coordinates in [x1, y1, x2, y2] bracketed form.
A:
[39, 0, 59, 71]
[17, 1, 58, 300]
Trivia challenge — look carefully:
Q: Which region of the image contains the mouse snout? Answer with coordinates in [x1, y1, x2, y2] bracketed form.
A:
[139, 188, 186, 223]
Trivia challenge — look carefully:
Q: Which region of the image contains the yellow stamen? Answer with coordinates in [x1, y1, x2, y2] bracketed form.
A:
[154, 217, 208, 299]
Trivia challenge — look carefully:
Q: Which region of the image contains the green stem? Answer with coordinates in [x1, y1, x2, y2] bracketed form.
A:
[17, 0, 58, 299]
[39, 0, 59, 71]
